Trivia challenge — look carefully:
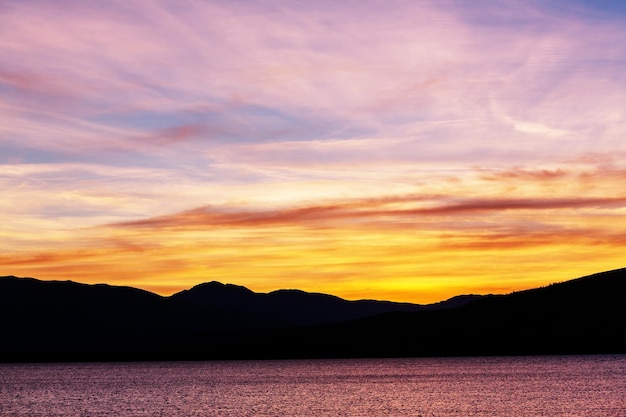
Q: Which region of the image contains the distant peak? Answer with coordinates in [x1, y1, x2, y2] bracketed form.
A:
[196, 281, 227, 288]
[171, 280, 256, 299]
[193, 281, 252, 291]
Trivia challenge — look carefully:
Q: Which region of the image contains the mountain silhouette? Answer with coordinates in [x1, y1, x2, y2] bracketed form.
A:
[265, 267, 626, 358]
[1, 268, 624, 361]
[169, 281, 466, 327]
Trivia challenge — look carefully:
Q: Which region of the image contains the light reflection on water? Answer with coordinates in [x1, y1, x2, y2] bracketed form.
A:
[1, 355, 625, 416]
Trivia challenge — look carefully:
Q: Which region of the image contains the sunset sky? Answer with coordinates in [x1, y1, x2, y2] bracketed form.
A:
[2, 0, 626, 303]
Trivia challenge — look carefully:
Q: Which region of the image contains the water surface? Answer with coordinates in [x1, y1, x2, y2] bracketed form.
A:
[1, 355, 625, 416]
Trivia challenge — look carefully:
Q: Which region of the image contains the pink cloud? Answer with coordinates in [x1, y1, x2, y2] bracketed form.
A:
[2, 0, 625, 164]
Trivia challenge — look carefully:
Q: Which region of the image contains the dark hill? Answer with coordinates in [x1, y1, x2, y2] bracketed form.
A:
[258, 268, 626, 358]
[0, 277, 165, 344]
[0, 275, 448, 361]
[1, 268, 624, 361]
[0, 276, 289, 361]
[169, 282, 458, 327]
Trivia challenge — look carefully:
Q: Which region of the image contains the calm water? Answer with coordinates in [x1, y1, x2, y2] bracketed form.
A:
[1, 355, 625, 416]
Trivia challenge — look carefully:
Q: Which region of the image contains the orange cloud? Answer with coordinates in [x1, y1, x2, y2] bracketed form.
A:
[479, 167, 569, 182]
[109, 195, 626, 230]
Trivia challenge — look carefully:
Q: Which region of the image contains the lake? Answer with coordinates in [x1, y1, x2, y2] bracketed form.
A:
[1, 355, 625, 416]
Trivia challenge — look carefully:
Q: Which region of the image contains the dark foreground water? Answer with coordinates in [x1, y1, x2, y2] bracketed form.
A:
[1, 355, 625, 416]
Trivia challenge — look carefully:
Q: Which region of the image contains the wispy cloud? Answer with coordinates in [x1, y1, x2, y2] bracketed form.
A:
[110, 195, 626, 230]
[3, 0, 625, 158]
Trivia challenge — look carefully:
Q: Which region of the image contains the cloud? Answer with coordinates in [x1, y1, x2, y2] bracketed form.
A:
[3, 0, 625, 164]
[142, 124, 204, 146]
[109, 195, 626, 231]
[479, 167, 569, 181]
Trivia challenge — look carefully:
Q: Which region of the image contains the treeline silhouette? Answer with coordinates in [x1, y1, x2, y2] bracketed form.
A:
[1, 268, 624, 362]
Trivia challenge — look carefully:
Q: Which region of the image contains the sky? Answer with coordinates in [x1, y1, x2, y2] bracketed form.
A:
[1, 0, 626, 303]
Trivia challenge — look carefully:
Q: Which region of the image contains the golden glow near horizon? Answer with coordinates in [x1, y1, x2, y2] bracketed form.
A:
[2, 1, 626, 303]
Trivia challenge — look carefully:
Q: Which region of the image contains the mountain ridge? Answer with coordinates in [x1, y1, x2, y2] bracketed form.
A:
[1, 268, 625, 361]
[0, 275, 472, 306]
